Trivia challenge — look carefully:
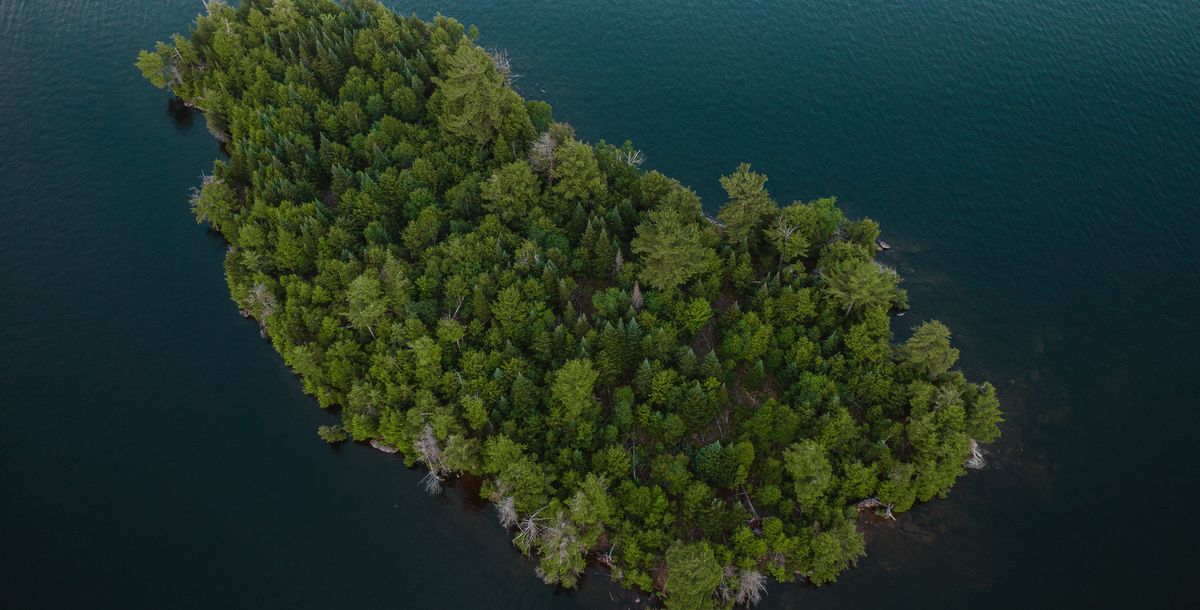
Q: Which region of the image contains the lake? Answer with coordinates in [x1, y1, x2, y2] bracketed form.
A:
[1, 0, 1197, 607]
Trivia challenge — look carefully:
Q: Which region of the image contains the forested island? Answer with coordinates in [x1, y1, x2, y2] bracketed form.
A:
[138, 1, 1001, 606]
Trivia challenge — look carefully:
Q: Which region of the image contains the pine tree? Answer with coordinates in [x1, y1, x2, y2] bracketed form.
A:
[716, 163, 776, 251]
[432, 39, 532, 147]
[631, 208, 719, 291]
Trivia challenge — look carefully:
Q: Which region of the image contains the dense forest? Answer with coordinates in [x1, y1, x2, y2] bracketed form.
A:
[138, 1, 1001, 606]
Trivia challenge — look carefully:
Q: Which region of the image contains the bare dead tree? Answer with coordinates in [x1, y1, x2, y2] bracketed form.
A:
[600, 539, 618, 567]
[414, 424, 443, 471]
[739, 490, 759, 521]
[631, 281, 643, 312]
[617, 148, 645, 167]
[717, 565, 737, 604]
[496, 495, 518, 528]
[170, 47, 185, 86]
[414, 423, 446, 495]
[613, 248, 624, 277]
[528, 131, 557, 182]
[243, 283, 276, 336]
[514, 506, 547, 554]
[189, 172, 224, 221]
[856, 497, 896, 520]
[736, 570, 767, 607]
[203, 0, 227, 16]
[419, 469, 443, 495]
[490, 49, 519, 84]
[966, 438, 986, 469]
[516, 245, 534, 268]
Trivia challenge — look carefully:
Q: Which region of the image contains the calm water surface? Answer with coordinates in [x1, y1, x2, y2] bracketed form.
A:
[1, 1, 1197, 607]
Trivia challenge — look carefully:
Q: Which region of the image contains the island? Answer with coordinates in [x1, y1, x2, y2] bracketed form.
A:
[138, 1, 1002, 606]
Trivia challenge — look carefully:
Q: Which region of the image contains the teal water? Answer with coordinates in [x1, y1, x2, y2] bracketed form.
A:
[2, 0, 1197, 607]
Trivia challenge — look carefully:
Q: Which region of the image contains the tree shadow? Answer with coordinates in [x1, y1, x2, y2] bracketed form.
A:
[168, 96, 194, 128]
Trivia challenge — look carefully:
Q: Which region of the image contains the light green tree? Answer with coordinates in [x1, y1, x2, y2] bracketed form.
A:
[904, 320, 959, 378]
[784, 439, 832, 511]
[568, 473, 612, 545]
[551, 359, 599, 424]
[436, 317, 465, 347]
[135, 42, 175, 89]
[631, 208, 719, 291]
[764, 203, 817, 266]
[966, 382, 1003, 443]
[481, 160, 541, 224]
[344, 273, 386, 338]
[807, 520, 866, 585]
[665, 541, 723, 610]
[550, 140, 607, 204]
[681, 297, 713, 334]
[433, 39, 533, 147]
[717, 163, 776, 250]
[822, 258, 898, 316]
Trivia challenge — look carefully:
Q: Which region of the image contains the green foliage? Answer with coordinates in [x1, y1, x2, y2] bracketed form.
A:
[550, 139, 607, 204]
[717, 163, 775, 251]
[681, 297, 713, 335]
[822, 257, 900, 316]
[631, 208, 719, 291]
[317, 424, 348, 444]
[432, 39, 533, 148]
[784, 439, 832, 511]
[807, 520, 866, 585]
[764, 202, 815, 266]
[344, 273, 386, 338]
[550, 358, 599, 437]
[966, 382, 1004, 443]
[904, 320, 959, 378]
[481, 160, 540, 225]
[142, 1, 999, 600]
[135, 43, 173, 89]
[665, 541, 723, 610]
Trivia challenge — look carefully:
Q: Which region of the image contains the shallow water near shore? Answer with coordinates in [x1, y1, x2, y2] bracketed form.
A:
[1, 0, 1197, 607]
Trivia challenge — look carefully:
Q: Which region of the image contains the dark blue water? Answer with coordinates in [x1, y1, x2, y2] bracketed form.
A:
[2, 1, 1197, 607]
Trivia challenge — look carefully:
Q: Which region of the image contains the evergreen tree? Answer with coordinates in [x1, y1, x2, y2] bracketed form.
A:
[631, 208, 719, 291]
[433, 39, 533, 148]
[717, 163, 776, 251]
[481, 160, 541, 225]
[822, 257, 899, 316]
[903, 320, 959, 378]
[344, 273, 386, 339]
[665, 541, 723, 610]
